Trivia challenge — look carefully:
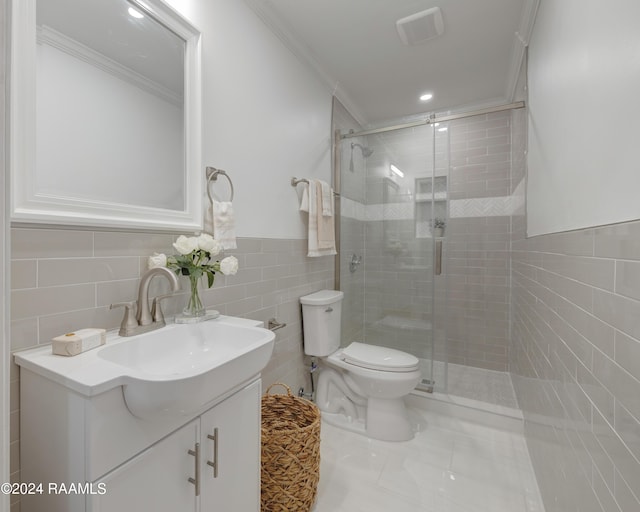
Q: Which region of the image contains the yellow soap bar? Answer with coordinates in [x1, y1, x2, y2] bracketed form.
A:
[52, 328, 106, 357]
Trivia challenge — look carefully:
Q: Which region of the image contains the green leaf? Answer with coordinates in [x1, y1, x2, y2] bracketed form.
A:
[206, 271, 215, 288]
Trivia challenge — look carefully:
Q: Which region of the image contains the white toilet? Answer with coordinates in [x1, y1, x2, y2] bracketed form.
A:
[300, 290, 421, 441]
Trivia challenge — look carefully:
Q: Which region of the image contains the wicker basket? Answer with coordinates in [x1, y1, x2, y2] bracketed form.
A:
[261, 383, 321, 512]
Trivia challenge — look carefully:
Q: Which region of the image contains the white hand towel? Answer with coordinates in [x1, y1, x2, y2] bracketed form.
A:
[299, 183, 310, 212]
[319, 180, 333, 217]
[204, 203, 214, 234]
[305, 180, 336, 257]
[212, 201, 237, 250]
[315, 183, 336, 250]
[299, 180, 332, 216]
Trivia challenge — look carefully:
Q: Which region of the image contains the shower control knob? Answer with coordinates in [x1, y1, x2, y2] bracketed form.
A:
[349, 254, 362, 273]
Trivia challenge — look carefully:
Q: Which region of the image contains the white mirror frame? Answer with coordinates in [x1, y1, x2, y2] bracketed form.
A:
[9, 0, 202, 232]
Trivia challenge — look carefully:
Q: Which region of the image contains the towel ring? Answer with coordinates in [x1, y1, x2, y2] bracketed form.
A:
[206, 167, 234, 203]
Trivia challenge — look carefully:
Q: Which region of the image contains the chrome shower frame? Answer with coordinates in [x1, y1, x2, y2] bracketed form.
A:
[332, 100, 525, 290]
[331, 98, 527, 395]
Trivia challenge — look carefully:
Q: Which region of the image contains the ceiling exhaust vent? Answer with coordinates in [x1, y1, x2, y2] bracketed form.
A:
[396, 7, 444, 46]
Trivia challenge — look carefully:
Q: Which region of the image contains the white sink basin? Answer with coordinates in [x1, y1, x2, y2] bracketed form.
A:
[98, 321, 269, 378]
[14, 316, 275, 420]
[98, 320, 274, 419]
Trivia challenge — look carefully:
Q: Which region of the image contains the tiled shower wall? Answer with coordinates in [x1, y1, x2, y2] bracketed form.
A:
[442, 111, 513, 371]
[362, 217, 433, 359]
[9, 228, 333, 510]
[333, 99, 366, 345]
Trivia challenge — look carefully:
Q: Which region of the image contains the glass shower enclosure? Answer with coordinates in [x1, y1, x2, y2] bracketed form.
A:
[336, 122, 450, 393]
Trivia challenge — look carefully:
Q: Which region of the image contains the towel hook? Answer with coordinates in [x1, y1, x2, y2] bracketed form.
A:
[206, 167, 234, 203]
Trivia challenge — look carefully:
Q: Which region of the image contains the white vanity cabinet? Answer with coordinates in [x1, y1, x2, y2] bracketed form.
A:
[19, 370, 261, 512]
[199, 380, 261, 511]
[90, 380, 261, 512]
[16, 315, 274, 512]
[89, 419, 200, 512]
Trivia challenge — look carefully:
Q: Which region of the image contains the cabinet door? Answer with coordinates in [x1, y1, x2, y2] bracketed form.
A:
[89, 419, 199, 512]
[200, 380, 261, 511]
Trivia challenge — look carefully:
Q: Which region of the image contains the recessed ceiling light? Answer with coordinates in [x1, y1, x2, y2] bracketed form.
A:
[128, 7, 144, 19]
[390, 164, 405, 178]
[420, 93, 433, 102]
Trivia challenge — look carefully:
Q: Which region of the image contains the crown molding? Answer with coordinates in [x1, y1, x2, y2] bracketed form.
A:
[505, 0, 540, 101]
[243, 0, 368, 125]
[244, 0, 537, 127]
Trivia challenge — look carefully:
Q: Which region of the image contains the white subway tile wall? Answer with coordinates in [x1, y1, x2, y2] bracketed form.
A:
[9, 230, 333, 511]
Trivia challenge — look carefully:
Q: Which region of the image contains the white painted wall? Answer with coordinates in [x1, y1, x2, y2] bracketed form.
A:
[527, 0, 640, 236]
[36, 43, 184, 210]
[165, 0, 333, 239]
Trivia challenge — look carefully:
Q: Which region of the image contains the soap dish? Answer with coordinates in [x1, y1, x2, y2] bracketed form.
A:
[175, 310, 220, 324]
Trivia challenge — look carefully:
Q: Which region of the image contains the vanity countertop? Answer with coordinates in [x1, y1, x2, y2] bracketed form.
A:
[14, 315, 266, 398]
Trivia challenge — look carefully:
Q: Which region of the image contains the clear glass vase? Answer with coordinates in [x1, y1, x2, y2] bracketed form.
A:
[183, 274, 206, 317]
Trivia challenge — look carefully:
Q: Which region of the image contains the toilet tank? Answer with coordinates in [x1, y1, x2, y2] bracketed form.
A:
[300, 290, 344, 356]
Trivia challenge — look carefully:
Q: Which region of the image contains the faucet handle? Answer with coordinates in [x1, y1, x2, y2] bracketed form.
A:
[150, 293, 173, 324]
[110, 301, 138, 336]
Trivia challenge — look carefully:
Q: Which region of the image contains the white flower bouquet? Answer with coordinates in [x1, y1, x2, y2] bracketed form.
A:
[149, 233, 238, 316]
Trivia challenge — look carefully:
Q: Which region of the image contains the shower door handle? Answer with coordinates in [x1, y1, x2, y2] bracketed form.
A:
[435, 240, 443, 276]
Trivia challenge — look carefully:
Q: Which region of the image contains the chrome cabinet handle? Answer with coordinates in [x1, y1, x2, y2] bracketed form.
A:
[435, 240, 443, 276]
[207, 428, 219, 478]
[188, 442, 200, 496]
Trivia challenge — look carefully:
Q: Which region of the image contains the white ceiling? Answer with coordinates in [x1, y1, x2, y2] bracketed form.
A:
[246, 0, 537, 126]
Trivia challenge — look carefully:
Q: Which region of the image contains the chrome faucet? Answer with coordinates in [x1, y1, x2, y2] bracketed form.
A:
[110, 266, 180, 337]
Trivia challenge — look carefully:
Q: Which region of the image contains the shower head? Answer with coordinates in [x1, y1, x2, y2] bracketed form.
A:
[351, 142, 374, 157]
[349, 142, 374, 172]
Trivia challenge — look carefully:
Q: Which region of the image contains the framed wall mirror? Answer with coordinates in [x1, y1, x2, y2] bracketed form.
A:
[10, 0, 202, 231]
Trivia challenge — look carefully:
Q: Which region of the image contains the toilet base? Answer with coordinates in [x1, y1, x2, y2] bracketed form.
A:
[366, 397, 414, 441]
[315, 364, 417, 442]
[319, 398, 415, 442]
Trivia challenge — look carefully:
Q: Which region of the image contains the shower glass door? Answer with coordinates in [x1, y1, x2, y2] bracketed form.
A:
[338, 123, 446, 391]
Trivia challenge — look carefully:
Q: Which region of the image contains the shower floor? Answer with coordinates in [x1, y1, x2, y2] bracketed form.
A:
[421, 360, 519, 410]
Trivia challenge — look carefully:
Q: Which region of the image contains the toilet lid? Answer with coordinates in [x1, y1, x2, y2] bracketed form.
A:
[341, 342, 419, 372]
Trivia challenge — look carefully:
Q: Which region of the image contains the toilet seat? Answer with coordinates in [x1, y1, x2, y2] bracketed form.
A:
[339, 342, 419, 372]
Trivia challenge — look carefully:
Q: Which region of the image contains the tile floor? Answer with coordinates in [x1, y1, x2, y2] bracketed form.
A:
[313, 405, 544, 512]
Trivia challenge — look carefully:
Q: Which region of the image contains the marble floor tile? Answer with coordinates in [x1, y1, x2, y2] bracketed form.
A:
[313, 407, 544, 512]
